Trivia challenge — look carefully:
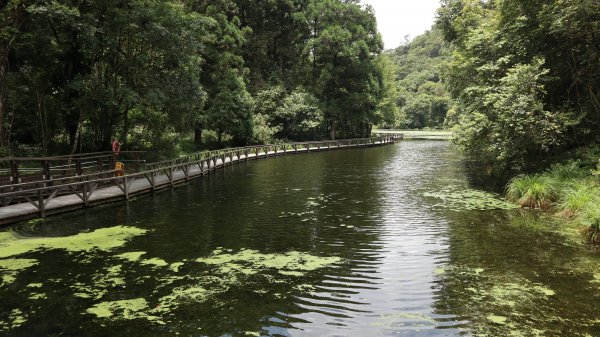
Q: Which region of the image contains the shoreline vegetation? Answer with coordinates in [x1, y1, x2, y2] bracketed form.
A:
[506, 158, 600, 244]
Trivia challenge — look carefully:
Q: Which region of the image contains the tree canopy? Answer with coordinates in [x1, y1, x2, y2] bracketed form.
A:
[0, 0, 392, 158]
[437, 0, 599, 170]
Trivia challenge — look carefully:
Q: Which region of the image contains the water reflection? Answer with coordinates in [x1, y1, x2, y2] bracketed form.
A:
[1, 141, 599, 337]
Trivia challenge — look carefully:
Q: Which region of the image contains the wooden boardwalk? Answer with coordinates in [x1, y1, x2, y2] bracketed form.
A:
[0, 136, 401, 225]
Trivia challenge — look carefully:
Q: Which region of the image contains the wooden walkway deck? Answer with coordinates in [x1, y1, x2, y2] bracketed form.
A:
[0, 136, 401, 225]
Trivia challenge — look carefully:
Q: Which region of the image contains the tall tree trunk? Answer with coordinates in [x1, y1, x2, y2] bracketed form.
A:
[194, 126, 202, 144]
[329, 119, 336, 140]
[0, 46, 7, 147]
[36, 89, 47, 155]
[122, 107, 130, 147]
[69, 118, 81, 155]
[0, 1, 28, 147]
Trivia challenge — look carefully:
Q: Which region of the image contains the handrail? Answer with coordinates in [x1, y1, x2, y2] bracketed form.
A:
[0, 170, 121, 191]
[0, 136, 402, 223]
[0, 151, 146, 162]
[0, 138, 393, 197]
[0, 151, 148, 186]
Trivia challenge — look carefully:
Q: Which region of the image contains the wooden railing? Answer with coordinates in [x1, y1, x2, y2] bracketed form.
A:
[0, 135, 402, 224]
[0, 151, 147, 185]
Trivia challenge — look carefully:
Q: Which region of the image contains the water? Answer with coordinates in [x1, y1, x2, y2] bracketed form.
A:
[1, 140, 600, 336]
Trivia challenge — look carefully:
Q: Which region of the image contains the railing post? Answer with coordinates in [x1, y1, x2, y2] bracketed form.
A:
[97, 157, 103, 173]
[37, 189, 45, 217]
[42, 160, 51, 181]
[82, 181, 89, 206]
[10, 160, 19, 184]
[76, 159, 83, 176]
[123, 177, 129, 200]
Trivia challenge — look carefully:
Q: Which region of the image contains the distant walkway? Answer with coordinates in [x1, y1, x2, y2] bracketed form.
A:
[372, 129, 451, 140]
[0, 136, 401, 225]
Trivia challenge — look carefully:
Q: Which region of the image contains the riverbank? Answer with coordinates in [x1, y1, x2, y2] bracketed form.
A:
[506, 159, 600, 243]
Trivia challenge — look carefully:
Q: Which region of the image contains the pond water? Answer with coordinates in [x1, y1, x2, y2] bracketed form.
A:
[1, 140, 600, 337]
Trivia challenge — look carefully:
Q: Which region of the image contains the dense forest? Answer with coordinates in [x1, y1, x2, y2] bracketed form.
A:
[1, 0, 598, 169]
[437, 0, 599, 171]
[0, 0, 398, 158]
[387, 28, 452, 130]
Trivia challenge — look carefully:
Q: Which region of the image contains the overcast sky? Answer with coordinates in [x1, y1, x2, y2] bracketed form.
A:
[361, 0, 441, 49]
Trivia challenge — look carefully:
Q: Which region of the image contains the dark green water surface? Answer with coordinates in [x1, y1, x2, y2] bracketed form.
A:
[1, 141, 600, 336]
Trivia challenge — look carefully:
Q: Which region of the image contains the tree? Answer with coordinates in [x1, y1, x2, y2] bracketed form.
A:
[272, 89, 323, 140]
[304, 0, 383, 139]
[389, 27, 452, 129]
[437, 0, 596, 170]
[190, 0, 254, 145]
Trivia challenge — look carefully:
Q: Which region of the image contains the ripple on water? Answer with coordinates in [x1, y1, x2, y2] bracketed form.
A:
[1, 141, 599, 336]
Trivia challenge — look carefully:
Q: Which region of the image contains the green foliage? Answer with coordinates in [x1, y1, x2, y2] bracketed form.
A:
[506, 175, 556, 209]
[558, 183, 599, 217]
[373, 54, 400, 128]
[582, 204, 600, 244]
[303, 0, 383, 139]
[438, 0, 600, 170]
[1, 0, 391, 154]
[273, 90, 324, 141]
[505, 158, 600, 243]
[388, 28, 453, 129]
[252, 87, 323, 143]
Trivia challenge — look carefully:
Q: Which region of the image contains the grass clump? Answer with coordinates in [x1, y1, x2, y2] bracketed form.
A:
[506, 175, 556, 209]
[557, 182, 599, 218]
[581, 205, 600, 244]
[506, 159, 600, 244]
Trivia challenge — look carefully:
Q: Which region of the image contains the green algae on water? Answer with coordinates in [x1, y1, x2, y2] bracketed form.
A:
[439, 265, 557, 337]
[155, 286, 212, 314]
[487, 315, 507, 324]
[0, 258, 39, 285]
[0, 309, 27, 332]
[0, 231, 15, 243]
[28, 292, 47, 300]
[195, 249, 341, 276]
[71, 282, 107, 300]
[86, 298, 151, 320]
[0, 226, 148, 258]
[141, 258, 169, 268]
[116, 251, 146, 262]
[424, 186, 517, 211]
[170, 262, 184, 272]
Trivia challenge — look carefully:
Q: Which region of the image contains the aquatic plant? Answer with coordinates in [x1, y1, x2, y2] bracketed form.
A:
[0, 226, 148, 259]
[581, 204, 600, 244]
[557, 182, 600, 218]
[424, 187, 517, 211]
[506, 175, 556, 209]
